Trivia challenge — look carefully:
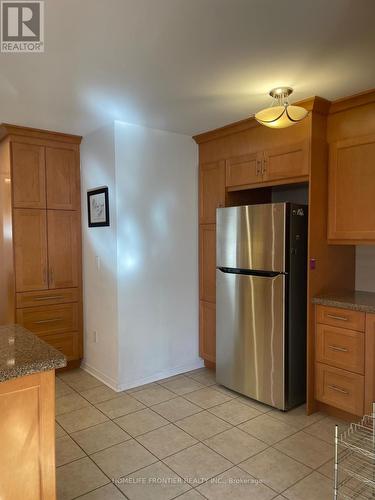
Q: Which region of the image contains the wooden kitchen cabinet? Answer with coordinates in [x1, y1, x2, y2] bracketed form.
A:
[11, 142, 46, 208]
[199, 224, 216, 303]
[328, 133, 375, 242]
[13, 209, 48, 292]
[226, 152, 262, 188]
[46, 147, 79, 210]
[225, 141, 309, 189]
[0, 371, 56, 500]
[262, 140, 309, 182]
[199, 301, 216, 362]
[315, 304, 375, 417]
[199, 160, 225, 224]
[0, 124, 83, 367]
[365, 314, 375, 415]
[47, 210, 79, 289]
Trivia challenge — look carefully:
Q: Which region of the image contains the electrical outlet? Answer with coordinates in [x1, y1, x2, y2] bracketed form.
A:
[96, 256, 101, 271]
[93, 330, 98, 343]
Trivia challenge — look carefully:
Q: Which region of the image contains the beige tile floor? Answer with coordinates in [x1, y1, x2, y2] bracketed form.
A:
[55, 368, 342, 500]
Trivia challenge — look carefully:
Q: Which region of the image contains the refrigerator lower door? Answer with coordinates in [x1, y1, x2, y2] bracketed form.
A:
[216, 270, 286, 410]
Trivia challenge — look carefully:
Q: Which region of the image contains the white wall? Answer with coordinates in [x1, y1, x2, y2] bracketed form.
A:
[81, 121, 201, 390]
[80, 124, 120, 387]
[114, 122, 201, 389]
[356, 246, 375, 292]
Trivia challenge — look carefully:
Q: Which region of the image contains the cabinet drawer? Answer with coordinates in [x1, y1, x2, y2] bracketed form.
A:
[316, 324, 364, 374]
[315, 363, 364, 416]
[16, 303, 78, 335]
[39, 332, 79, 361]
[316, 305, 365, 331]
[16, 288, 80, 308]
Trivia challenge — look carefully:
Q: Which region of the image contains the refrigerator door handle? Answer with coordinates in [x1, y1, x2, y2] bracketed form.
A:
[217, 267, 283, 278]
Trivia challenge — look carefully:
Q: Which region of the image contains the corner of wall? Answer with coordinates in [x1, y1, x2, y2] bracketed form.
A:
[80, 123, 120, 386]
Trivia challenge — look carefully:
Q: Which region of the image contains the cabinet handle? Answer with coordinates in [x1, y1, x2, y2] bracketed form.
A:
[43, 267, 48, 285]
[262, 159, 267, 175]
[256, 160, 262, 176]
[34, 295, 65, 301]
[328, 345, 348, 353]
[49, 267, 54, 286]
[326, 314, 348, 321]
[33, 318, 63, 324]
[328, 384, 349, 395]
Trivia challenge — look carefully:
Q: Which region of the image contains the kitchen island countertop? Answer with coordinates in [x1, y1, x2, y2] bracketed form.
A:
[0, 324, 66, 382]
[312, 290, 375, 314]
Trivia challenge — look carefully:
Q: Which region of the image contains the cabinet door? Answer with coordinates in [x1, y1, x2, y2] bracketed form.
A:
[47, 210, 79, 288]
[11, 142, 46, 208]
[365, 314, 375, 415]
[199, 301, 216, 362]
[46, 147, 79, 210]
[226, 152, 262, 188]
[262, 141, 309, 182]
[0, 371, 56, 500]
[199, 224, 216, 303]
[328, 134, 375, 241]
[199, 160, 225, 224]
[13, 209, 48, 292]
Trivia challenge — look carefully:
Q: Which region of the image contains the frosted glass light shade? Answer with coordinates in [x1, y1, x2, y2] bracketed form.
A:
[255, 104, 308, 128]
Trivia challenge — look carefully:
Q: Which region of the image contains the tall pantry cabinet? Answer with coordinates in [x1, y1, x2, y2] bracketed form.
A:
[0, 124, 83, 365]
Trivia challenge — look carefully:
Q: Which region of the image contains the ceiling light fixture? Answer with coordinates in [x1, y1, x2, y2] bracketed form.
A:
[255, 87, 308, 128]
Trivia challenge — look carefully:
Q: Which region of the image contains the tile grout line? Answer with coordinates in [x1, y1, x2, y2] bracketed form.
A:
[56, 369, 334, 500]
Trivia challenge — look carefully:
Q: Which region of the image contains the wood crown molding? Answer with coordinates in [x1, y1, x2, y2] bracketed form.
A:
[0, 123, 82, 144]
[329, 88, 375, 114]
[193, 96, 330, 144]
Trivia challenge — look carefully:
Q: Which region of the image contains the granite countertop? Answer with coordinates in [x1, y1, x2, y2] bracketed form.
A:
[0, 324, 66, 382]
[312, 291, 375, 313]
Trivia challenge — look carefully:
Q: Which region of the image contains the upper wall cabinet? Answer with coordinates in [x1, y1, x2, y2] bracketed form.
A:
[226, 152, 263, 188]
[262, 141, 309, 183]
[328, 134, 375, 242]
[199, 160, 225, 224]
[46, 147, 79, 210]
[226, 141, 309, 189]
[12, 143, 46, 208]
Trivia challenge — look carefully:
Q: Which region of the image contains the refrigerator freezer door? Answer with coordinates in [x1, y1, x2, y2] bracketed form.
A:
[216, 203, 286, 273]
[216, 269, 286, 409]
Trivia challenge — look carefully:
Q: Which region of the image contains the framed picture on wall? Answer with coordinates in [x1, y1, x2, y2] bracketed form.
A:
[87, 187, 110, 227]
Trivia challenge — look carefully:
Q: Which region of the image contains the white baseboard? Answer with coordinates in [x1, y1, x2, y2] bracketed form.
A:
[80, 361, 120, 391]
[117, 358, 205, 392]
[81, 358, 205, 392]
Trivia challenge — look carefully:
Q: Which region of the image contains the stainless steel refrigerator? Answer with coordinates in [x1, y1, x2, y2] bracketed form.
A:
[216, 202, 308, 410]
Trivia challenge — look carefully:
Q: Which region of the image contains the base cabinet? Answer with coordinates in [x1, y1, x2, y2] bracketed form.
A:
[0, 371, 56, 500]
[315, 305, 375, 417]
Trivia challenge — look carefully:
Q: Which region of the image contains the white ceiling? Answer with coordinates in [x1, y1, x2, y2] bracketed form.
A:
[1, 0, 374, 137]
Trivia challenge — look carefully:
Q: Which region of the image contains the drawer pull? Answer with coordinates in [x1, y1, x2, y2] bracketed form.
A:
[328, 384, 349, 395]
[326, 314, 348, 321]
[328, 345, 348, 353]
[34, 295, 65, 301]
[33, 318, 64, 324]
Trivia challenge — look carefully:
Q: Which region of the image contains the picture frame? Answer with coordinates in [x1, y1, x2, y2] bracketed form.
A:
[87, 187, 110, 227]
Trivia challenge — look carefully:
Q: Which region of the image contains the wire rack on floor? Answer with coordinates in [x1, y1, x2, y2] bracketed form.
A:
[334, 404, 375, 499]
